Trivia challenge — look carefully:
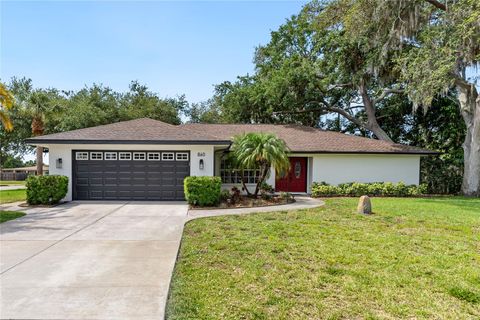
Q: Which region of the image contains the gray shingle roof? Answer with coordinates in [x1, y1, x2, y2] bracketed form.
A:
[26, 118, 228, 144]
[182, 123, 436, 154]
[26, 118, 437, 154]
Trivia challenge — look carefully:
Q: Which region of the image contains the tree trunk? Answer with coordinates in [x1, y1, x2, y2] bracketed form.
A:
[253, 164, 270, 197]
[32, 116, 44, 176]
[359, 82, 393, 142]
[240, 171, 252, 196]
[36, 146, 44, 176]
[457, 83, 480, 196]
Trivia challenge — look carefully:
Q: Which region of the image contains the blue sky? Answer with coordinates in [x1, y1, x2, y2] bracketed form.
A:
[1, 0, 307, 103]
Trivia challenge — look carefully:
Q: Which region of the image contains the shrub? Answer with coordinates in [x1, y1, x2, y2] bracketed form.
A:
[184, 176, 222, 206]
[260, 190, 272, 200]
[230, 186, 241, 204]
[220, 189, 231, 201]
[311, 181, 428, 197]
[279, 192, 294, 202]
[260, 182, 275, 194]
[26, 175, 68, 205]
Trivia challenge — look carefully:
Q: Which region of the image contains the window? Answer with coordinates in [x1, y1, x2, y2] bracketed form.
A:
[133, 152, 146, 160]
[104, 152, 117, 160]
[219, 159, 261, 184]
[76, 152, 88, 160]
[176, 152, 189, 161]
[162, 152, 174, 161]
[119, 152, 131, 160]
[90, 152, 103, 160]
[147, 152, 160, 161]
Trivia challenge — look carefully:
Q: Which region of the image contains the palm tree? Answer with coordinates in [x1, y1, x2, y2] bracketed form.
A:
[231, 132, 290, 197]
[0, 83, 14, 131]
[27, 91, 50, 175]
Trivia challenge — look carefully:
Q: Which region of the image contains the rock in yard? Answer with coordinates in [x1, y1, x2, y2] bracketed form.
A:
[357, 195, 372, 214]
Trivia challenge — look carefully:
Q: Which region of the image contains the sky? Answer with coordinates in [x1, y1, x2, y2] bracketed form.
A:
[1, 0, 307, 103]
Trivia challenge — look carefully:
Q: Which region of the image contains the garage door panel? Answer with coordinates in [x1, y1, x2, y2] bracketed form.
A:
[103, 190, 118, 200]
[88, 190, 104, 200]
[74, 150, 189, 201]
[104, 177, 118, 186]
[88, 177, 103, 186]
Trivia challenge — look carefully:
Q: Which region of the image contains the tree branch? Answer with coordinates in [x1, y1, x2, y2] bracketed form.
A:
[327, 83, 353, 91]
[424, 0, 446, 11]
[272, 104, 365, 128]
[373, 88, 404, 105]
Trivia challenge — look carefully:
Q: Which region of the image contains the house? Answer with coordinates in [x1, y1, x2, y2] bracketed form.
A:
[0, 165, 49, 181]
[25, 118, 436, 201]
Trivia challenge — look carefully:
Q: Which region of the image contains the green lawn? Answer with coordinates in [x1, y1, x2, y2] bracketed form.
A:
[0, 210, 26, 223]
[167, 197, 480, 319]
[0, 189, 26, 204]
[0, 180, 25, 186]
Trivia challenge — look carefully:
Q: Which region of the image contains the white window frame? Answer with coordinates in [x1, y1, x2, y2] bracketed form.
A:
[90, 152, 103, 160]
[133, 152, 146, 161]
[176, 152, 189, 161]
[219, 159, 261, 184]
[104, 152, 117, 160]
[162, 152, 174, 161]
[147, 152, 160, 161]
[76, 152, 89, 160]
[119, 152, 132, 160]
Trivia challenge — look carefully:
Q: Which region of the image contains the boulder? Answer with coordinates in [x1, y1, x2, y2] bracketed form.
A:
[357, 195, 372, 214]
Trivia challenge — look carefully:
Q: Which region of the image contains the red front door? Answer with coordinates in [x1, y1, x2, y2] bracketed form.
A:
[275, 157, 307, 192]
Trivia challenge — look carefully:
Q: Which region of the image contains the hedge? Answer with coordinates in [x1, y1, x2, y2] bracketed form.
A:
[26, 175, 69, 205]
[311, 181, 428, 197]
[184, 176, 222, 206]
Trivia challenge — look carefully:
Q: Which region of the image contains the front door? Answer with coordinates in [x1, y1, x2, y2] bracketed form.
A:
[275, 157, 307, 193]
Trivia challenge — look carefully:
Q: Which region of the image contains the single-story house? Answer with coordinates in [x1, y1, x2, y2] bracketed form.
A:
[26, 118, 436, 201]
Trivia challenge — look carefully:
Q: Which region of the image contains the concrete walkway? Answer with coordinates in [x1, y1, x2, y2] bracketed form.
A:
[0, 201, 188, 320]
[187, 196, 324, 220]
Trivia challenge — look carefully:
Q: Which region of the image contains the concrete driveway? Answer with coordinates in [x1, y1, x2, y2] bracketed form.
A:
[0, 201, 188, 320]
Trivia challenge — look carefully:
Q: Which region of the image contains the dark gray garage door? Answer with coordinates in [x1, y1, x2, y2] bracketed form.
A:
[73, 150, 190, 200]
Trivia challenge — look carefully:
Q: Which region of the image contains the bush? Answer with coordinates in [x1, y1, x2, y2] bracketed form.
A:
[311, 181, 428, 197]
[26, 175, 68, 205]
[260, 182, 275, 194]
[184, 176, 222, 206]
[279, 191, 294, 202]
[220, 189, 231, 201]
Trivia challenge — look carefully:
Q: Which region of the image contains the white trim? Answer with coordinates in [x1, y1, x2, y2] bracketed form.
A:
[119, 152, 132, 160]
[104, 152, 117, 160]
[75, 152, 89, 160]
[162, 152, 174, 161]
[147, 152, 160, 161]
[176, 152, 189, 161]
[90, 152, 103, 160]
[133, 152, 146, 161]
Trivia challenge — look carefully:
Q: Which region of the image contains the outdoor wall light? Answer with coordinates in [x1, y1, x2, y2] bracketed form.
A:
[199, 159, 204, 170]
[56, 158, 63, 169]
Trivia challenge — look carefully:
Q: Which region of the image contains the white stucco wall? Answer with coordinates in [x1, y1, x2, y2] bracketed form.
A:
[45, 143, 422, 201]
[311, 154, 421, 185]
[46, 143, 217, 201]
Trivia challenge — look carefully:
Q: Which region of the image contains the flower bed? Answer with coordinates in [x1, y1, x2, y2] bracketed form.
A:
[190, 187, 295, 209]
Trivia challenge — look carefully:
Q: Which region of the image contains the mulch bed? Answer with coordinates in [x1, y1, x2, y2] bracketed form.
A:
[191, 196, 295, 210]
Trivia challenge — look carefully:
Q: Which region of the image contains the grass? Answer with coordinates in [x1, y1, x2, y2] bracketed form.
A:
[0, 210, 26, 223]
[167, 197, 480, 319]
[0, 180, 25, 186]
[0, 189, 26, 204]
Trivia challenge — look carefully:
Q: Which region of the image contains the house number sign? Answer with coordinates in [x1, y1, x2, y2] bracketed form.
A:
[197, 152, 206, 157]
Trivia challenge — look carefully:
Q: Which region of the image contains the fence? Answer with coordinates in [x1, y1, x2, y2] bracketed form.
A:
[0, 172, 29, 181]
